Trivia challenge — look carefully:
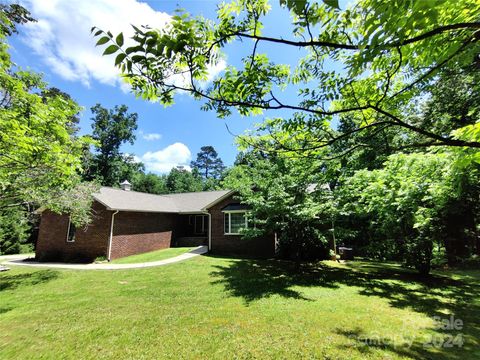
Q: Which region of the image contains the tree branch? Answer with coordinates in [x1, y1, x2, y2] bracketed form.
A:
[233, 22, 480, 50]
[370, 105, 480, 148]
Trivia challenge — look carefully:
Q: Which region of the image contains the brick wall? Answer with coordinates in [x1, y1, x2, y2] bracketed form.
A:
[36, 201, 112, 262]
[36, 192, 276, 262]
[109, 211, 178, 259]
[209, 195, 276, 258]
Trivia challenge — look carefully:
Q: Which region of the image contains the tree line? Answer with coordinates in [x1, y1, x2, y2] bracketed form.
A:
[81, 102, 226, 193]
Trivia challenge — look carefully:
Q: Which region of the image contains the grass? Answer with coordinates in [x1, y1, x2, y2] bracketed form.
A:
[0, 256, 478, 359]
[110, 247, 194, 264]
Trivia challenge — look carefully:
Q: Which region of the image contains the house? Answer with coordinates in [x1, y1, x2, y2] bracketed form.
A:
[36, 182, 276, 262]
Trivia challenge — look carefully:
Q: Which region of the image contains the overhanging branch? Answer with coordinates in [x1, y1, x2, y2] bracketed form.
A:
[233, 22, 480, 50]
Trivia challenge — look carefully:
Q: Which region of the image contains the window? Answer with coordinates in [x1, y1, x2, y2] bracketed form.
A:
[224, 211, 248, 235]
[66, 219, 76, 243]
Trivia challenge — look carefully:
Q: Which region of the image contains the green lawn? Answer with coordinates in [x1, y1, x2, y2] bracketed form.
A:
[110, 247, 194, 264]
[0, 256, 478, 359]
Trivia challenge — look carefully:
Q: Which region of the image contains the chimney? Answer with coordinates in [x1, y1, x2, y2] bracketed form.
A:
[120, 180, 132, 191]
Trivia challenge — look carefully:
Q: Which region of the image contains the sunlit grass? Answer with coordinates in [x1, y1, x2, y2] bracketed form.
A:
[110, 247, 194, 264]
[0, 257, 478, 359]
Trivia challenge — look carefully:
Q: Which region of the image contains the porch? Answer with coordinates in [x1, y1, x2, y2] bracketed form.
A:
[173, 214, 209, 247]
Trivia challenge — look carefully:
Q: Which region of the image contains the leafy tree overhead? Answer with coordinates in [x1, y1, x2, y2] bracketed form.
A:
[0, 3, 35, 36]
[85, 104, 141, 186]
[94, 0, 480, 156]
[190, 145, 226, 179]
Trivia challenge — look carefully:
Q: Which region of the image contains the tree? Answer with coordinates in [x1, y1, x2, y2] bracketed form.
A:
[132, 172, 168, 194]
[166, 167, 203, 193]
[330, 67, 480, 269]
[0, 4, 97, 254]
[85, 104, 140, 186]
[0, 4, 90, 214]
[225, 137, 336, 265]
[41, 87, 80, 134]
[0, 3, 35, 36]
[118, 154, 145, 185]
[94, 0, 480, 155]
[190, 145, 226, 179]
[340, 152, 479, 274]
[0, 206, 31, 255]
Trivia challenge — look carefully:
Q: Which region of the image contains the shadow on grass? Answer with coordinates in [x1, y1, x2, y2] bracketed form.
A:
[0, 307, 12, 315]
[209, 257, 339, 302]
[0, 270, 59, 292]
[335, 326, 479, 360]
[210, 257, 480, 359]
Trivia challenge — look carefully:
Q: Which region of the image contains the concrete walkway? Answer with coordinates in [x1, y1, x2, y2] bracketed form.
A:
[0, 246, 208, 270]
[0, 253, 35, 261]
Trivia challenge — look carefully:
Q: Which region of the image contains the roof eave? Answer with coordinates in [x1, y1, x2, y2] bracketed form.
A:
[104, 208, 180, 214]
[201, 190, 236, 211]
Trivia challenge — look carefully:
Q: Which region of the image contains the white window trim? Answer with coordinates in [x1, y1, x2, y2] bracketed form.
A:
[223, 210, 248, 235]
[66, 218, 75, 243]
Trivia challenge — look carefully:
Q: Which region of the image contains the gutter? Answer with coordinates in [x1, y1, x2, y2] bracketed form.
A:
[107, 210, 119, 261]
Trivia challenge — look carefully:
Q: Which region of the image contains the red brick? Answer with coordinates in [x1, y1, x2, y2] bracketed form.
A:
[110, 211, 177, 259]
[36, 193, 276, 262]
[36, 201, 111, 262]
[209, 195, 276, 258]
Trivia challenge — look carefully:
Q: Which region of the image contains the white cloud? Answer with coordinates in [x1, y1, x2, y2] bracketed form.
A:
[140, 142, 192, 173]
[21, 0, 170, 89]
[21, 0, 225, 90]
[142, 133, 162, 141]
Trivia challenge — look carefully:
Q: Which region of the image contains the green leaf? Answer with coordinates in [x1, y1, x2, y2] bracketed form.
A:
[131, 55, 146, 63]
[103, 44, 119, 55]
[116, 33, 124, 47]
[125, 46, 143, 55]
[115, 53, 127, 66]
[95, 37, 110, 46]
[323, 0, 340, 10]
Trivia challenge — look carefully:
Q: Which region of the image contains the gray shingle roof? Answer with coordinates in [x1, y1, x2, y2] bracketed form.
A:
[94, 187, 232, 213]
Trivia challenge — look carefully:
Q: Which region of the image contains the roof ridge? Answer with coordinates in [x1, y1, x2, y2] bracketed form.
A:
[99, 187, 174, 201]
[163, 189, 230, 197]
[100, 186, 229, 197]
[95, 187, 233, 213]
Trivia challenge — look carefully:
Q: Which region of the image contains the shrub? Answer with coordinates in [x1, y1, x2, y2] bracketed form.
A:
[0, 207, 31, 255]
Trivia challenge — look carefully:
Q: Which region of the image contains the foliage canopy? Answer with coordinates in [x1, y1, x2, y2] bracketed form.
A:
[95, 0, 480, 155]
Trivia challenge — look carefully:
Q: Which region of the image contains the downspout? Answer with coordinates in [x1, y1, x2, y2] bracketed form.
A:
[107, 210, 119, 261]
[203, 211, 211, 252]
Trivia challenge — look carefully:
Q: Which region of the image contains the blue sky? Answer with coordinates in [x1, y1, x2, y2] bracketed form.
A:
[8, 0, 308, 173]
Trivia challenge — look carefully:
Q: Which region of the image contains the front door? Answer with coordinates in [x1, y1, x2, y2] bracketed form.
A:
[194, 215, 207, 235]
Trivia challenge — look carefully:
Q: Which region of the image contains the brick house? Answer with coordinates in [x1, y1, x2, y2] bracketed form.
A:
[36, 184, 276, 262]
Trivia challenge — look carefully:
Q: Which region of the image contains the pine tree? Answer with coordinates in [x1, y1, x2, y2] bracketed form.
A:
[190, 146, 226, 179]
